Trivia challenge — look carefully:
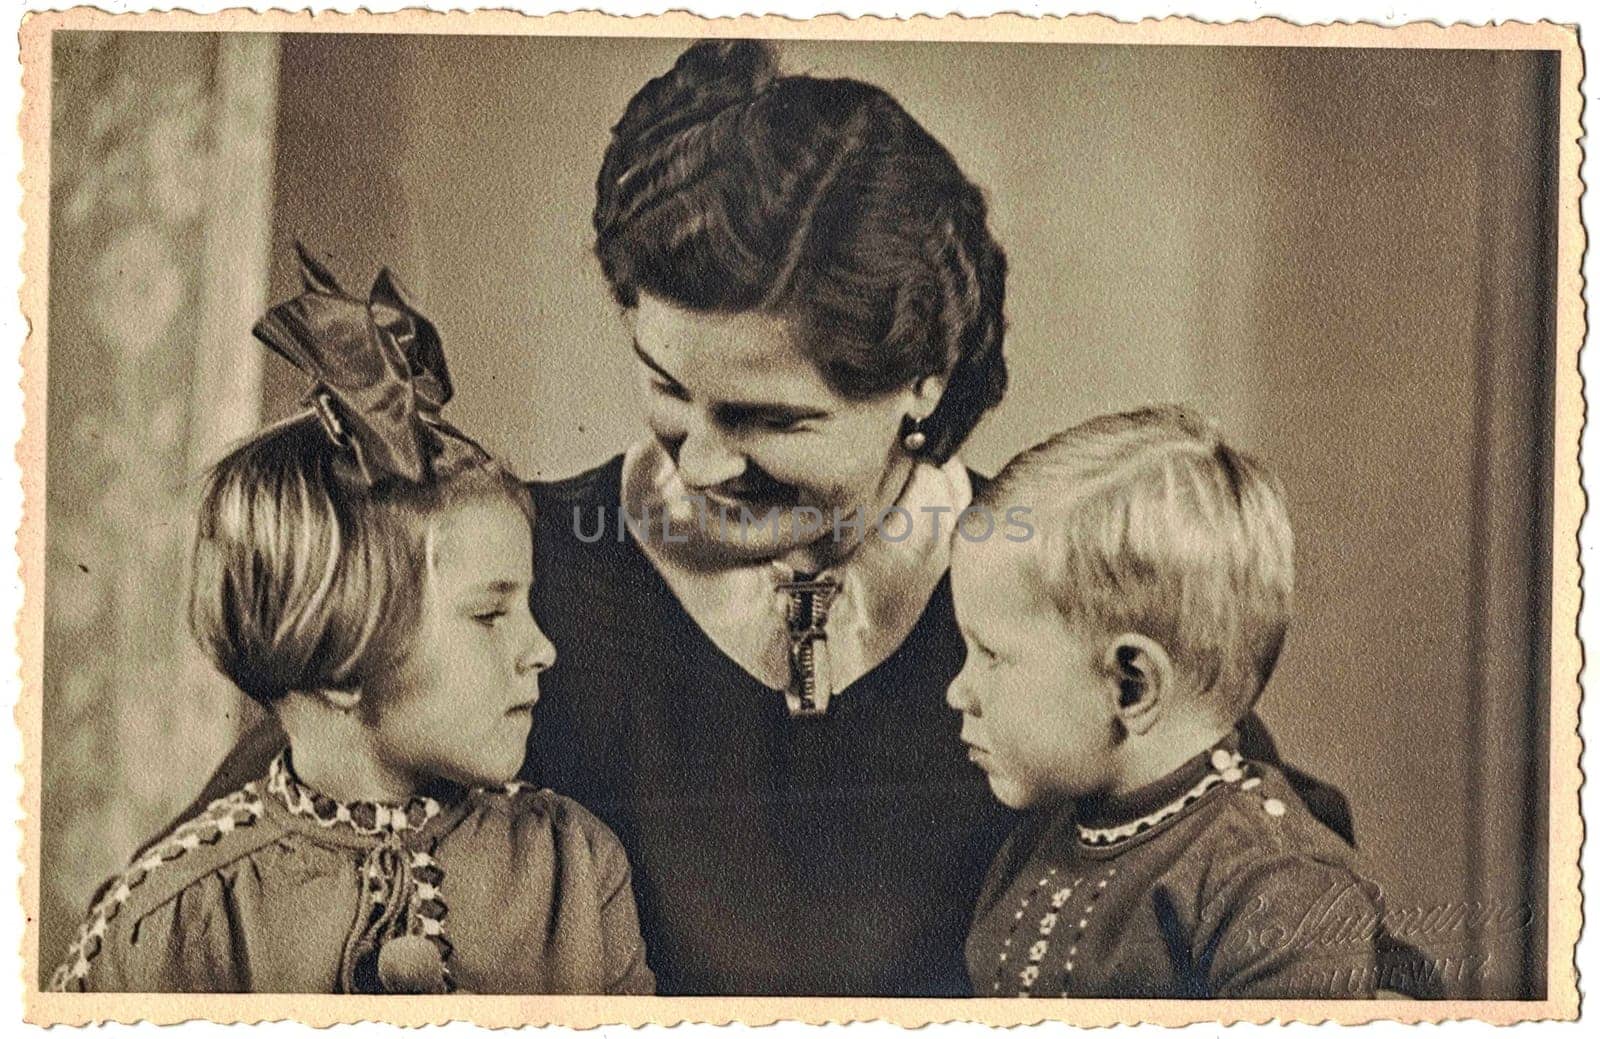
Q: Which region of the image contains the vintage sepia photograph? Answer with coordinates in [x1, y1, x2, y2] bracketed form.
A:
[16, 8, 1582, 1028]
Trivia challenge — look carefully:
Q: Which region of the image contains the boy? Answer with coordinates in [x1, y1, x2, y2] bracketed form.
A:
[950, 405, 1380, 999]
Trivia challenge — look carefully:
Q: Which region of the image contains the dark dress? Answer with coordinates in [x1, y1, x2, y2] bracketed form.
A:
[525, 456, 1016, 995]
[170, 454, 1353, 997]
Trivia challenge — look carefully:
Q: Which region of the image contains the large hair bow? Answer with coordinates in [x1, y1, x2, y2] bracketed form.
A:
[253, 244, 474, 486]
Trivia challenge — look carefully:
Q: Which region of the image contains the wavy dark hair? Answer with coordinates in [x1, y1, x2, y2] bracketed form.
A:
[593, 40, 1009, 464]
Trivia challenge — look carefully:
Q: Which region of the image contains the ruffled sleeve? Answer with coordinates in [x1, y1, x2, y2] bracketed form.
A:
[594, 825, 653, 994]
[49, 785, 274, 992]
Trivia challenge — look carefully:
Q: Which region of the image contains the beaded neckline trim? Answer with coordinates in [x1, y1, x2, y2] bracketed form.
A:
[267, 752, 442, 837]
[1076, 748, 1248, 848]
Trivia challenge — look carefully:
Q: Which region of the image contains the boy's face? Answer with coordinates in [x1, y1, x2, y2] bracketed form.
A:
[947, 537, 1118, 810]
[362, 498, 556, 791]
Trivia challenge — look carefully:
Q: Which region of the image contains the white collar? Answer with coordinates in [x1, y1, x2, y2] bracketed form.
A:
[620, 438, 971, 704]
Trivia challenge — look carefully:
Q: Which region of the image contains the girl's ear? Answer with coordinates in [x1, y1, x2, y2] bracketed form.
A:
[908, 375, 947, 421]
[1103, 634, 1172, 736]
[316, 687, 362, 714]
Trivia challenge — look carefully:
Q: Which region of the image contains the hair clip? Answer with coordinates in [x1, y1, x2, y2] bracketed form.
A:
[308, 388, 349, 448]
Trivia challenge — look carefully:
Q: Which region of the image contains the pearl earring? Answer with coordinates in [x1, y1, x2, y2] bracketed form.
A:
[901, 421, 927, 454]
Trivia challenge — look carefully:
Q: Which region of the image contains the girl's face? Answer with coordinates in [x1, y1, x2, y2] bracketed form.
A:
[628, 293, 938, 564]
[360, 498, 555, 792]
[946, 537, 1118, 810]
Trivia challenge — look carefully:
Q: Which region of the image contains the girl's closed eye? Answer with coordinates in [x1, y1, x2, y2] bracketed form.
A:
[972, 640, 1002, 666]
[471, 605, 509, 628]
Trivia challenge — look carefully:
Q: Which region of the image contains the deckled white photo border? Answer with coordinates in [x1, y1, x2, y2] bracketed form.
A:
[3, 1, 1592, 1033]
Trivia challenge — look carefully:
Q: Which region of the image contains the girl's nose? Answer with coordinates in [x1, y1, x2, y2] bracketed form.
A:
[516, 618, 558, 675]
[674, 411, 745, 490]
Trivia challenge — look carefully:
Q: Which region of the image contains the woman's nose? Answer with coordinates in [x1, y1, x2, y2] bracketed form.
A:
[674, 411, 745, 490]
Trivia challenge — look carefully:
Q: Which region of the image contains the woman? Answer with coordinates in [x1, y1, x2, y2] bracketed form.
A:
[526, 39, 1014, 996]
[185, 39, 1348, 997]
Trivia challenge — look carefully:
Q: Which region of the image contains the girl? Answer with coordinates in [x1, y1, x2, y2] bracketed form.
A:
[49, 248, 653, 995]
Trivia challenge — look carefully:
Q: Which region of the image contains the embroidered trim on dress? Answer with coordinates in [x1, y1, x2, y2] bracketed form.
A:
[48, 784, 265, 992]
[1076, 749, 1249, 848]
[405, 850, 454, 971]
[267, 752, 442, 836]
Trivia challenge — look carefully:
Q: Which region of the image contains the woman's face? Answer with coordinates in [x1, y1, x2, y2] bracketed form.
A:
[628, 293, 939, 564]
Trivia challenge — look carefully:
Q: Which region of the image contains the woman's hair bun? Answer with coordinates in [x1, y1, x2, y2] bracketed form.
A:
[611, 39, 779, 147]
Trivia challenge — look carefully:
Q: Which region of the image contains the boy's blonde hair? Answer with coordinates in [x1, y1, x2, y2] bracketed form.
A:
[977, 405, 1294, 721]
[188, 411, 531, 706]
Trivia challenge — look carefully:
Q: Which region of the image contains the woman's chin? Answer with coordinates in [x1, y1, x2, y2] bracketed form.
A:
[655, 507, 835, 565]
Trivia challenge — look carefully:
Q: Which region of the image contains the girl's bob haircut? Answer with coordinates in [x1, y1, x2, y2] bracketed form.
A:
[188, 411, 531, 706]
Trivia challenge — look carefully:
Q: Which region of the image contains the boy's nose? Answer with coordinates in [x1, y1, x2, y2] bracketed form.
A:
[945, 667, 978, 714]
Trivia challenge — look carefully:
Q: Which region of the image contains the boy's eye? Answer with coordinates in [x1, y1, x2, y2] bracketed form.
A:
[472, 608, 508, 627]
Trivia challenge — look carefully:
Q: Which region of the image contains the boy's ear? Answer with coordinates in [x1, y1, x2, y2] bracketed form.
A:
[1103, 633, 1171, 735]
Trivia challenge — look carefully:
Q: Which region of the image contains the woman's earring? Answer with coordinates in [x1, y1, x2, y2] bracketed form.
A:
[901, 419, 927, 454]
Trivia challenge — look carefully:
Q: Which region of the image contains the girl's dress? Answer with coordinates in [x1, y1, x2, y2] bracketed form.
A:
[50, 752, 654, 994]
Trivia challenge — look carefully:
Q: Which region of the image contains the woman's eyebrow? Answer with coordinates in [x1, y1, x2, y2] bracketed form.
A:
[632, 336, 829, 421]
[631, 337, 681, 385]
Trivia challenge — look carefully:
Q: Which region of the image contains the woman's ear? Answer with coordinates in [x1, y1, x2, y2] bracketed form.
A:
[1103, 633, 1172, 736]
[907, 375, 947, 421]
